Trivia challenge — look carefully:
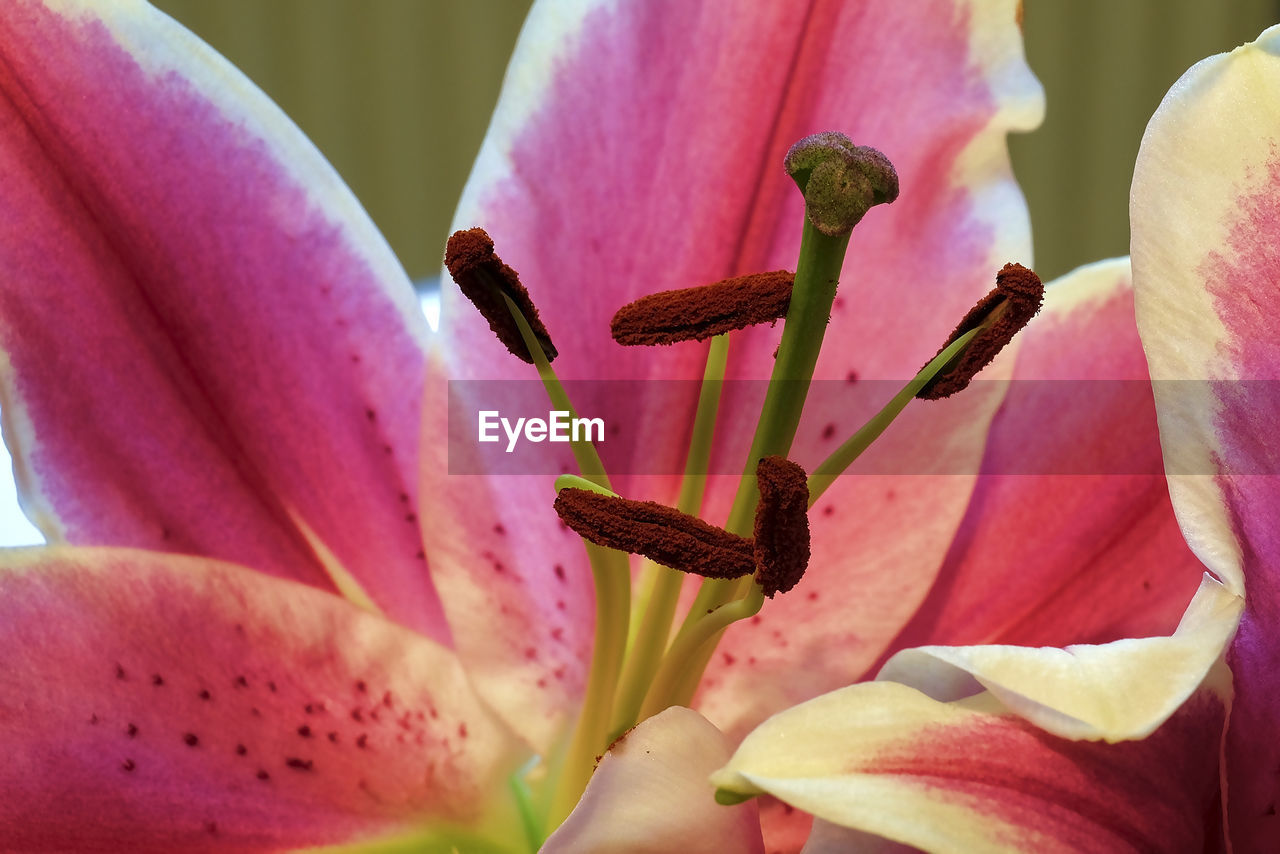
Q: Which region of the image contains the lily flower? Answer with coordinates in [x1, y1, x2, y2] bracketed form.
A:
[0, 1, 1242, 853]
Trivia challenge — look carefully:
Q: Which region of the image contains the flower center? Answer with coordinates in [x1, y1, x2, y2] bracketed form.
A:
[442, 131, 1042, 848]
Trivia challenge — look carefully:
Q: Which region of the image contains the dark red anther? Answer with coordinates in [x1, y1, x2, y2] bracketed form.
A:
[445, 227, 558, 363]
[610, 270, 794, 346]
[554, 488, 755, 580]
[916, 262, 1043, 400]
[752, 456, 811, 597]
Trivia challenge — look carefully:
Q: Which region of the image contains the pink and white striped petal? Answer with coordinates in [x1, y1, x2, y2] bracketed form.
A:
[882, 260, 1206, 656]
[0, 546, 520, 852]
[1131, 22, 1280, 849]
[543, 706, 764, 854]
[879, 575, 1239, 741]
[0, 1, 446, 639]
[712, 681, 1226, 853]
[427, 0, 1042, 749]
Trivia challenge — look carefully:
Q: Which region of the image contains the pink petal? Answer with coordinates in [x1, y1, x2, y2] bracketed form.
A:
[0, 2, 446, 638]
[882, 260, 1204, 656]
[801, 823, 920, 854]
[713, 681, 1226, 853]
[694, 385, 1010, 742]
[428, 0, 1041, 747]
[1130, 24, 1280, 846]
[879, 575, 1240, 743]
[759, 799, 816, 854]
[543, 706, 764, 854]
[0, 546, 519, 852]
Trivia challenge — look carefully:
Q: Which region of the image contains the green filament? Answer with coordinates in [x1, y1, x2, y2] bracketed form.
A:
[609, 333, 730, 737]
[502, 294, 629, 834]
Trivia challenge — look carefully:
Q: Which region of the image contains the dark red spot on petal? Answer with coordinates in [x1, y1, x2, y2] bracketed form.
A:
[183, 733, 199, 747]
[285, 758, 313, 771]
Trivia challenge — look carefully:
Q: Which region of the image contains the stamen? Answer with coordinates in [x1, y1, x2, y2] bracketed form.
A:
[916, 262, 1043, 400]
[610, 271, 794, 345]
[752, 456, 810, 597]
[553, 488, 755, 580]
[444, 227, 558, 363]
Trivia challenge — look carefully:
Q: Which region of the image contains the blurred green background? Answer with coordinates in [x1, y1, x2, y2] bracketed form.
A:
[152, 0, 1278, 284]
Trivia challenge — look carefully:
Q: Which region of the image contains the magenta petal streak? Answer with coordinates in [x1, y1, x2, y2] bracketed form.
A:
[854, 694, 1225, 852]
[1201, 148, 1280, 844]
[0, 4, 447, 639]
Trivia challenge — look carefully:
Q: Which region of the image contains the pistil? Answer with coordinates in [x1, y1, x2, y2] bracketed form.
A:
[670, 133, 900, 678]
